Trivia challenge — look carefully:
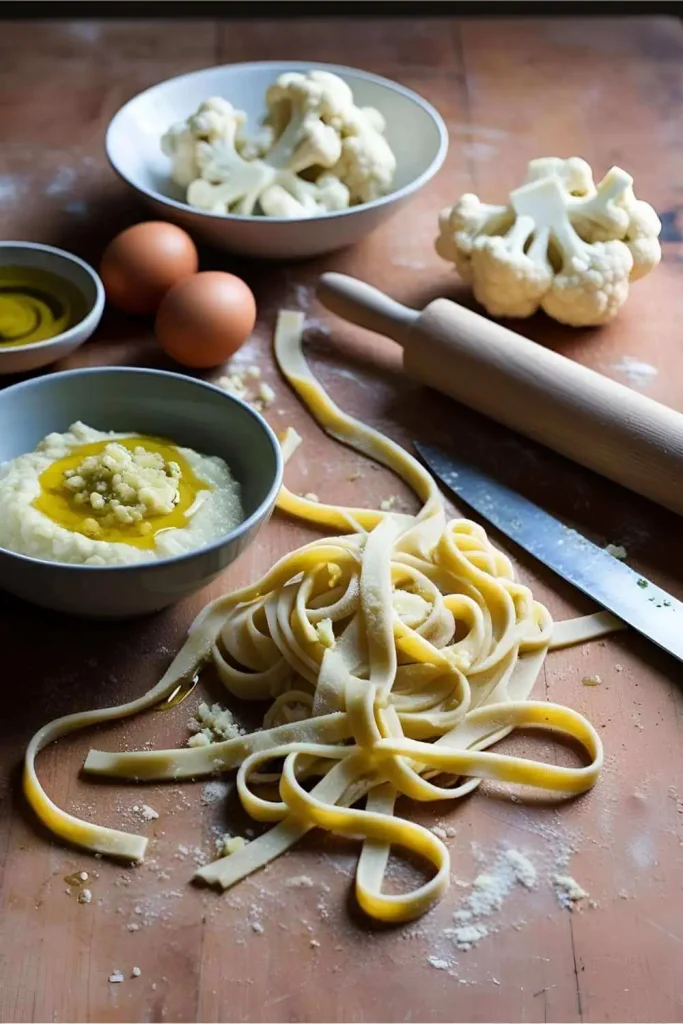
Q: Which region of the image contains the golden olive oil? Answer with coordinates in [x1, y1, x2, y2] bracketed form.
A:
[34, 436, 210, 549]
[0, 265, 88, 346]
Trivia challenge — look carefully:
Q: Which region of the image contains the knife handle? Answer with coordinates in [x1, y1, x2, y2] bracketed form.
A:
[317, 274, 683, 518]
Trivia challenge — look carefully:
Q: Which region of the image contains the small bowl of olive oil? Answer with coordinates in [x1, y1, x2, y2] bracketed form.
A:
[0, 242, 105, 375]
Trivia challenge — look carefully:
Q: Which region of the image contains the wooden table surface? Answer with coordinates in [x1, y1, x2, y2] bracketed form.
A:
[1, 14, 683, 1024]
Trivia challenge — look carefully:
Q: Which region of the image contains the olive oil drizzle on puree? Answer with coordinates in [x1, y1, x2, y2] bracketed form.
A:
[35, 436, 210, 549]
[0, 423, 244, 565]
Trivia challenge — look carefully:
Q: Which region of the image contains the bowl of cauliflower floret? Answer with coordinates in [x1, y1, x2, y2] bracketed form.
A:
[106, 62, 448, 259]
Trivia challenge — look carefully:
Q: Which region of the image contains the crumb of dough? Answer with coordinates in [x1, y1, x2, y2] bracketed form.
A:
[78, 888, 92, 904]
[131, 967, 142, 978]
[189, 701, 244, 743]
[582, 674, 602, 686]
[187, 732, 211, 747]
[109, 971, 124, 984]
[302, 492, 319, 502]
[126, 923, 140, 932]
[553, 874, 589, 909]
[315, 618, 336, 649]
[216, 835, 247, 857]
[251, 921, 264, 934]
[310, 939, 320, 948]
[258, 383, 276, 407]
[604, 544, 627, 560]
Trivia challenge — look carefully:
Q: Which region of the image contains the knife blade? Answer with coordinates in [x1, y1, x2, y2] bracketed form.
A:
[415, 441, 683, 664]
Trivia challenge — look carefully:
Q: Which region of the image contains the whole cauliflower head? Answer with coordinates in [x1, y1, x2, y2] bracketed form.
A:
[435, 156, 661, 327]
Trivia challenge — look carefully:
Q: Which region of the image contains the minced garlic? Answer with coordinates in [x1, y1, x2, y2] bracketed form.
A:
[63, 442, 181, 534]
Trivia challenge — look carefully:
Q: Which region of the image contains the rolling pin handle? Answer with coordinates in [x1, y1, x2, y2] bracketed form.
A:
[316, 272, 418, 348]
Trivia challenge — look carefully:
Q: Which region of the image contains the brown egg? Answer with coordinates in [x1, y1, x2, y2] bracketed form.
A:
[155, 272, 256, 369]
[100, 222, 198, 315]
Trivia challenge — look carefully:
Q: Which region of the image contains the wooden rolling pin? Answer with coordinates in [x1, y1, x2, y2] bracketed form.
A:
[316, 272, 683, 517]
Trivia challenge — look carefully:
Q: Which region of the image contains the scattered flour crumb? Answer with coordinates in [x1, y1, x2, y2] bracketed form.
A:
[216, 368, 276, 411]
[109, 971, 124, 984]
[431, 825, 448, 839]
[615, 664, 623, 672]
[251, 921, 264, 934]
[131, 967, 142, 978]
[582, 674, 602, 686]
[132, 803, 159, 821]
[392, 257, 427, 270]
[427, 956, 453, 970]
[504, 849, 537, 889]
[126, 923, 140, 932]
[380, 495, 399, 511]
[604, 543, 627, 560]
[78, 888, 92, 905]
[202, 781, 231, 805]
[447, 923, 489, 950]
[445, 847, 537, 950]
[285, 875, 315, 888]
[310, 939, 320, 948]
[553, 874, 589, 909]
[610, 356, 658, 389]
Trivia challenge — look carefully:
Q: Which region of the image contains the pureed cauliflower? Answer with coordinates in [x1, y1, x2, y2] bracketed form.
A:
[0, 422, 243, 566]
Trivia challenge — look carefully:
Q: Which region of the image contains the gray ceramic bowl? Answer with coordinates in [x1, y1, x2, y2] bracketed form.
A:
[0, 242, 105, 374]
[0, 368, 283, 618]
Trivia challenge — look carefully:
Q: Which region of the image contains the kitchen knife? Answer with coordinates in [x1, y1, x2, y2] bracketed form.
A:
[414, 441, 683, 664]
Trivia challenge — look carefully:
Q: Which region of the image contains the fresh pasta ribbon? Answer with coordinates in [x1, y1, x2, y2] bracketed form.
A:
[23, 309, 621, 923]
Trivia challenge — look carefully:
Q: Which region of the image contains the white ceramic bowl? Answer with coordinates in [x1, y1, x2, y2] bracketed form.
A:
[106, 61, 448, 259]
[0, 242, 104, 375]
[0, 367, 283, 618]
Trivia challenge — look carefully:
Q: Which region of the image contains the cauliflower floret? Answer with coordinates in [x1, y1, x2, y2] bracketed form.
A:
[435, 194, 513, 282]
[264, 70, 351, 174]
[512, 174, 634, 326]
[329, 106, 396, 204]
[524, 156, 595, 197]
[470, 216, 553, 318]
[187, 104, 277, 215]
[543, 234, 633, 326]
[436, 155, 661, 327]
[620, 190, 662, 281]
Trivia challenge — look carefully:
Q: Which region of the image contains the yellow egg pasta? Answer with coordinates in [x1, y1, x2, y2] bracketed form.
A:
[23, 310, 622, 923]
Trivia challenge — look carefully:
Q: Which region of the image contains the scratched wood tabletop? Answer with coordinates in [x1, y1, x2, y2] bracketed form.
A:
[1, 14, 683, 1024]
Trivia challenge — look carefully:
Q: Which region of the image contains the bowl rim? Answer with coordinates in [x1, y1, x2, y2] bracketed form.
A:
[0, 365, 284, 573]
[0, 240, 105, 356]
[105, 59, 449, 225]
